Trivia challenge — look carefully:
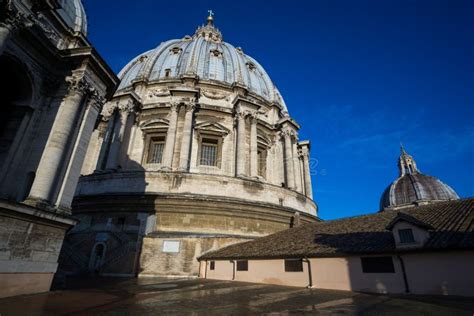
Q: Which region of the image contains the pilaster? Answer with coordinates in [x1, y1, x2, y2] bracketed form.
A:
[178, 101, 196, 171]
[161, 102, 179, 170]
[249, 112, 259, 178]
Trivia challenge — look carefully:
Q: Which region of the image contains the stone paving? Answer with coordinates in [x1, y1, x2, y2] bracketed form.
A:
[0, 277, 473, 315]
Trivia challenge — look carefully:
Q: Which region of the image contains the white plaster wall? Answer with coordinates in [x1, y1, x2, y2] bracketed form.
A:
[403, 251, 474, 297]
[392, 221, 430, 249]
[236, 260, 308, 287]
[310, 256, 405, 294]
[201, 253, 474, 297]
[205, 260, 234, 280]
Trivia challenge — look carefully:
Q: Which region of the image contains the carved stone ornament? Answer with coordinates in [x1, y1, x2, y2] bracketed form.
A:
[281, 127, 295, 138]
[183, 101, 197, 112]
[298, 147, 309, 158]
[148, 88, 170, 98]
[87, 90, 106, 111]
[169, 101, 180, 112]
[235, 109, 248, 120]
[100, 101, 117, 121]
[29, 13, 59, 42]
[202, 89, 228, 100]
[2, 10, 31, 31]
[1, 3, 59, 43]
[119, 99, 138, 114]
[66, 75, 91, 95]
[249, 110, 259, 122]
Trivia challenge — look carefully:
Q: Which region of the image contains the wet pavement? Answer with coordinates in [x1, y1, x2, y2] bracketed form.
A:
[0, 277, 473, 315]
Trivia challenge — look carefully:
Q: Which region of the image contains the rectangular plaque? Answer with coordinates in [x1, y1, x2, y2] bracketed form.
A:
[162, 240, 180, 253]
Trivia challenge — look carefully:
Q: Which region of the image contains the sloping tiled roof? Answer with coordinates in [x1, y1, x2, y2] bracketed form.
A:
[386, 212, 434, 230]
[199, 198, 474, 260]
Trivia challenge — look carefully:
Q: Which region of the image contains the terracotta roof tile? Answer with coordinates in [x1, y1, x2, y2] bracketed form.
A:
[200, 198, 474, 260]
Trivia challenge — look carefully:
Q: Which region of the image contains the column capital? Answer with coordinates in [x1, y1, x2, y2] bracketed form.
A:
[100, 101, 117, 121]
[169, 101, 180, 112]
[182, 101, 197, 112]
[87, 90, 106, 112]
[118, 99, 138, 114]
[249, 111, 259, 123]
[298, 146, 310, 158]
[65, 75, 91, 95]
[281, 127, 295, 138]
[235, 109, 249, 120]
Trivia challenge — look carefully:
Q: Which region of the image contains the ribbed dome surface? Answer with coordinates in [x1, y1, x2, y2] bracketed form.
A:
[57, 0, 87, 35]
[116, 20, 288, 111]
[380, 173, 459, 210]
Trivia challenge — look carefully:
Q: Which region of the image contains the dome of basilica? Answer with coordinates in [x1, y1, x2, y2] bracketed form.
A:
[380, 147, 459, 210]
[116, 14, 288, 113]
[57, 0, 87, 35]
[74, 12, 317, 278]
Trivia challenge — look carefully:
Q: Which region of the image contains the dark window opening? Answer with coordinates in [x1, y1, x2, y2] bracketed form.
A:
[236, 260, 248, 271]
[284, 259, 303, 272]
[361, 256, 395, 273]
[117, 217, 125, 229]
[399, 228, 415, 244]
[147, 136, 165, 163]
[210, 261, 215, 270]
[164, 68, 171, 77]
[200, 138, 219, 166]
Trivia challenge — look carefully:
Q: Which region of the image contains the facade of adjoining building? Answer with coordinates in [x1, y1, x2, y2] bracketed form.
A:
[0, 0, 117, 298]
[199, 150, 474, 297]
[58, 13, 318, 278]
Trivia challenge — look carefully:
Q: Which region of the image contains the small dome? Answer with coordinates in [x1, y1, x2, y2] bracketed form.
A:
[116, 15, 288, 113]
[57, 0, 87, 36]
[380, 147, 459, 210]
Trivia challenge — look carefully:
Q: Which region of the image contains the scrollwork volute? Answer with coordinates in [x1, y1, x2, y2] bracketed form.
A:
[169, 101, 180, 112]
[87, 90, 106, 112]
[65, 75, 91, 95]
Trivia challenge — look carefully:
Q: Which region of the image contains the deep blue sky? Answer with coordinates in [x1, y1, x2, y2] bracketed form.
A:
[84, 0, 473, 220]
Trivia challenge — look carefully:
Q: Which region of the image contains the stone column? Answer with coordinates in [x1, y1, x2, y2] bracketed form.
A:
[105, 101, 134, 170]
[56, 93, 105, 208]
[235, 110, 247, 177]
[28, 76, 89, 203]
[283, 129, 295, 190]
[249, 113, 258, 178]
[293, 140, 303, 193]
[95, 106, 116, 171]
[161, 102, 179, 170]
[300, 145, 313, 199]
[178, 102, 195, 171]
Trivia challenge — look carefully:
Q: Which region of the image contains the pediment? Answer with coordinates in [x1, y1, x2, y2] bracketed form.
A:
[195, 121, 230, 135]
[140, 118, 169, 130]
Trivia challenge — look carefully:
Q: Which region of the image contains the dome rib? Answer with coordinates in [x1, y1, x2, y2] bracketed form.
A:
[116, 24, 287, 109]
[381, 172, 459, 211]
[221, 43, 235, 83]
[57, 0, 88, 35]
